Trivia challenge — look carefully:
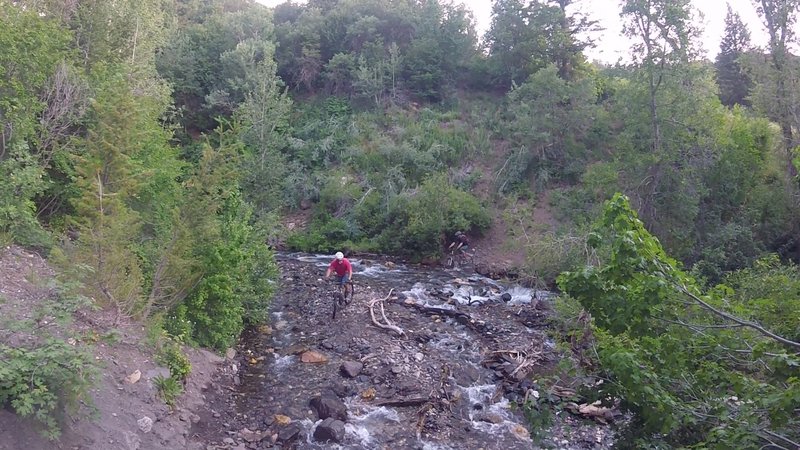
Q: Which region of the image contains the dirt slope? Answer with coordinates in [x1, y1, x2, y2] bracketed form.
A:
[0, 246, 223, 450]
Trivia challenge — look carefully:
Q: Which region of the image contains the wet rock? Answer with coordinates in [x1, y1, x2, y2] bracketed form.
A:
[330, 381, 355, 398]
[355, 375, 370, 383]
[282, 344, 308, 355]
[276, 423, 302, 443]
[300, 350, 328, 363]
[313, 418, 346, 443]
[453, 364, 481, 386]
[340, 361, 363, 378]
[500, 293, 512, 302]
[309, 394, 347, 421]
[476, 412, 504, 424]
[222, 437, 235, 445]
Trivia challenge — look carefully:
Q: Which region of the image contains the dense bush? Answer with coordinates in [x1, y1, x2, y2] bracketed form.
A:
[377, 174, 491, 259]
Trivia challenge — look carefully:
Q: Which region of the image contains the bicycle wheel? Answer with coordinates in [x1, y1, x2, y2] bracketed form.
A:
[332, 291, 343, 320]
[345, 282, 354, 303]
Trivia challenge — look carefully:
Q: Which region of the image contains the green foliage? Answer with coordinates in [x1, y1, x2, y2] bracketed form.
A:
[715, 5, 753, 107]
[500, 65, 600, 193]
[153, 375, 183, 407]
[176, 134, 278, 349]
[0, 341, 96, 439]
[378, 174, 490, 259]
[558, 194, 800, 448]
[723, 255, 800, 342]
[155, 341, 192, 382]
[0, 145, 52, 248]
[0, 3, 73, 247]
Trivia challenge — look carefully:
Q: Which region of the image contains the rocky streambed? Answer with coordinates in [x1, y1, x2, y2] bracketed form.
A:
[190, 253, 616, 449]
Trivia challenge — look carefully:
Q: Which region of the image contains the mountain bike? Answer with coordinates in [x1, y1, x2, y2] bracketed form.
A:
[331, 278, 354, 320]
[446, 248, 474, 270]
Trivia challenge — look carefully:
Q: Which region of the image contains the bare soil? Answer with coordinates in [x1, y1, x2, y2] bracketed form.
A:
[0, 245, 224, 450]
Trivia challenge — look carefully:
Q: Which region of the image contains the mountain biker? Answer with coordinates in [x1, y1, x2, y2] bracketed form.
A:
[325, 251, 353, 288]
[448, 231, 470, 254]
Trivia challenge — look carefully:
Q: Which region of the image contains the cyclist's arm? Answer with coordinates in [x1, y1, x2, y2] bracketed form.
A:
[325, 267, 332, 278]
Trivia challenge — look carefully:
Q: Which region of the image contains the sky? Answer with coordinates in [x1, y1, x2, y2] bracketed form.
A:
[255, 0, 772, 63]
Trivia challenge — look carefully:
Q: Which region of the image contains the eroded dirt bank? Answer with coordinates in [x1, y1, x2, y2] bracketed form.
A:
[190, 254, 615, 450]
[0, 245, 223, 450]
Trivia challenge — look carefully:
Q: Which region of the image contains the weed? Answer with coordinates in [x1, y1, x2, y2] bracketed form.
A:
[153, 375, 183, 406]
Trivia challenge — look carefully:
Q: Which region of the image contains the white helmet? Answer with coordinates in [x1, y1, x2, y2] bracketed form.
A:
[335, 251, 344, 260]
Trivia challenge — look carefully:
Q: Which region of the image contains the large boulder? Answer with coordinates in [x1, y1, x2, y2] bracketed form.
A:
[313, 418, 346, 443]
[309, 393, 347, 421]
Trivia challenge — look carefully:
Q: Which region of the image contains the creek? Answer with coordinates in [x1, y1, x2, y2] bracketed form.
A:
[194, 253, 614, 450]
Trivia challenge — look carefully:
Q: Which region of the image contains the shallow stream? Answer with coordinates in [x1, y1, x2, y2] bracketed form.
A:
[206, 253, 612, 450]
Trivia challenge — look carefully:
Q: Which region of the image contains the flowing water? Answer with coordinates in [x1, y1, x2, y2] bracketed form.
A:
[215, 253, 612, 450]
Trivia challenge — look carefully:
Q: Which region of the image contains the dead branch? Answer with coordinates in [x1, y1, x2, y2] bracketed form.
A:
[369, 289, 405, 336]
[669, 280, 800, 350]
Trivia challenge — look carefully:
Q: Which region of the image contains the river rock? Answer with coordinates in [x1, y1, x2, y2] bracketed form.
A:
[500, 292, 512, 302]
[309, 394, 347, 421]
[476, 412, 504, 424]
[340, 361, 363, 378]
[276, 423, 302, 443]
[301, 350, 328, 363]
[313, 418, 346, 443]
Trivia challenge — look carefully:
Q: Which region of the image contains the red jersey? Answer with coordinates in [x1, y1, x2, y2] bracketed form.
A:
[329, 258, 352, 276]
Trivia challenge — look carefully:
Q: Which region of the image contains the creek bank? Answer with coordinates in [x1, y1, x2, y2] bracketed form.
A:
[0, 245, 225, 450]
[189, 254, 616, 449]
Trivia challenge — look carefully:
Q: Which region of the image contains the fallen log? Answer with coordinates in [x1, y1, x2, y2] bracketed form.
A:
[400, 301, 486, 332]
[374, 397, 430, 407]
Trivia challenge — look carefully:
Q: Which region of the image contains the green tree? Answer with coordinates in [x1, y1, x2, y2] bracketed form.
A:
[500, 65, 600, 192]
[558, 194, 800, 448]
[715, 4, 753, 107]
[749, 0, 800, 177]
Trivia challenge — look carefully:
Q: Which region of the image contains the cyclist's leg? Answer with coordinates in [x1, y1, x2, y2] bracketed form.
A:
[335, 275, 347, 302]
[341, 274, 352, 299]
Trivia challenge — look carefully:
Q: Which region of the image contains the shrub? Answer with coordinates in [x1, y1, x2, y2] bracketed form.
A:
[379, 174, 490, 259]
[155, 341, 192, 382]
[0, 341, 96, 439]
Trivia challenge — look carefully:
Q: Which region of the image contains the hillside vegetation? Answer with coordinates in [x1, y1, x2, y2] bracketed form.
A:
[1, 0, 799, 447]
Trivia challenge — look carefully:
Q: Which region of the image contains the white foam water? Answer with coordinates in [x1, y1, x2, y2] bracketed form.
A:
[419, 441, 459, 450]
[505, 285, 534, 305]
[342, 401, 401, 447]
[359, 265, 387, 278]
[401, 283, 457, 310]
[272, 354, 295, 371]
